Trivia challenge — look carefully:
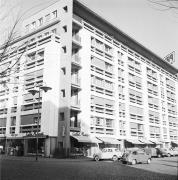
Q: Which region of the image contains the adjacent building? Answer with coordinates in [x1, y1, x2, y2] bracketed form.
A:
[0, 0, 178, 157]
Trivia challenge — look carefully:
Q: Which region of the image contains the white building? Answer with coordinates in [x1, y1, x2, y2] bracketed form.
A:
[0, 0, 178, 157]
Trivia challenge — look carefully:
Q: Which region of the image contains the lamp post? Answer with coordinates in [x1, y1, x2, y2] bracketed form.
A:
[28, 85, 52, 161]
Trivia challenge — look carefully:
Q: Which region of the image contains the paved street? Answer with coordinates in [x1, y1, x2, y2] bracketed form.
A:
[0, 155, 178, 180]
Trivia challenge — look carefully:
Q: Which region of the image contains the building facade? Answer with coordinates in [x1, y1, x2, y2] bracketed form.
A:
[0, 0, 178, 157]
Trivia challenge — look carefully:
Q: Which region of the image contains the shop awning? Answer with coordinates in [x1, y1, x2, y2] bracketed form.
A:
[150, 140, 163, 144]
[71, 135, 102, 143]
[126, 139, 144, 144]
[139, 139, 154, 144]
[97, 137, 120, 144]
[171, 141, 178, 145]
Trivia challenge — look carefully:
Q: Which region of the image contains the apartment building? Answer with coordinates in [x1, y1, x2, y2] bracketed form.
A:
[0, 0, 178, 157]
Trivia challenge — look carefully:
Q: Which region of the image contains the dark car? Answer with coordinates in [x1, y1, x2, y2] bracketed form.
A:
[156, 148, 169, 157]
[121, 149, 151, 165]
[144, 148, 168, 158]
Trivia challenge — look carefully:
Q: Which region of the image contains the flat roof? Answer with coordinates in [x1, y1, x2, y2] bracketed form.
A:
[73, 0, 178, 75]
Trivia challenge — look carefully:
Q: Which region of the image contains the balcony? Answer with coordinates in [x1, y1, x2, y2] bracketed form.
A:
[72, 34, 82, 49]
[71, 77, 81, 89]
[72, 54, 81, 67]
[70, 122, 81, 132]
[73, 14, 82, 27]
[71, 99, 80, 111]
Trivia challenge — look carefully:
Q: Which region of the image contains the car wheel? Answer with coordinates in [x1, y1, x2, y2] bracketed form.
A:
[112, 155, 118, 162]
[167, 153, 171, 157]
[157, 154, 161, 158]
[94, 155, 100, 161]
[147, 158, 151, 164]
[132, 159, 137, 165]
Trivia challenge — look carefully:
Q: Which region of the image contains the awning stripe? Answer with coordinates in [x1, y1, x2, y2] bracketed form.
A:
[171, 141, 178, 145]
[139, 140, 154, 144]
[126, 139, 144, 144]
[97, 137, 120, 144]
[150, 140, 163, 144]
[71, 135, 101, 143]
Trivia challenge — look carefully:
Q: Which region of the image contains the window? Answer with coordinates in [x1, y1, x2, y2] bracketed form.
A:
[166, 78, 175, 91]
[38, 18, 43, 26]
[25, 24, 30, 32]
[130, 122, 144, 138]
[61, 89, 65, 97]
[147, 81, 158, 96]
[118, 68, 124, 83]
[118, 51, 124, 66]
[44, 32, 49, 36]
[129, 105, 144, 121]
[129, 89, 143, 105]
[119, 103, 125, 117]
[167, 103, 177, 115]
[149, 126, 160, 139]
[148, 96, 159, 110]
[119, 120, 126, 136]
[147, 67, 157, 82]
[63, 25, 67, 33]
[62, 46, 67, 53]
[45, 14, 50, 22]
[128, 57, 141, 74]
[32, 21, 36, 29]
[52, 10, 57, 19]
[128, 73, 142, 89]
[61, 67, 66, 75]
[37, 35, 42, 39]
[149, 110, 160, 124]
[60, 112, 65, 121]
[63, 6, 68, 12]
[52, 29, 57, 34]
[118, 85, 125, 100]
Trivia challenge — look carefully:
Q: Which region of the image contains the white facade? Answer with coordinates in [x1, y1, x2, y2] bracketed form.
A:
[0, 0, 178, 157]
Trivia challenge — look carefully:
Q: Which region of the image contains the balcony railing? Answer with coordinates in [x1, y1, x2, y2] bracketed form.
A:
[72, 34, 81, 43]
[72, 54, 81, 65]
[71, 77, 81, 87]
[71, 99, 80, 109]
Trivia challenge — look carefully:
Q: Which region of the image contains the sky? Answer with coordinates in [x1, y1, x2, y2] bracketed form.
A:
[2, 0, 178, 69]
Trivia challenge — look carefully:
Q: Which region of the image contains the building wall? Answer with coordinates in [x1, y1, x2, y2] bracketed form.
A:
[0, 0, 178, 155]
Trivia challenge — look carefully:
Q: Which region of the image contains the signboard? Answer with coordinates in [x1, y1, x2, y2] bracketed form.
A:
[164, 51, 175, 64]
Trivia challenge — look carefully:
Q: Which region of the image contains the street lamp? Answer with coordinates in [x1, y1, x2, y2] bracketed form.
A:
[28, 85, 52, 161]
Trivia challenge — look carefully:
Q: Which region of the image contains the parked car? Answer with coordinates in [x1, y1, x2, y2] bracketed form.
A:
[156, 148, 169, 157]
[144, 148, 167, 158]
[171, 147, 178, 156]
[162, 148, 175, 157]
[93, 148, 122, 161]
[121, 149, 151, 165]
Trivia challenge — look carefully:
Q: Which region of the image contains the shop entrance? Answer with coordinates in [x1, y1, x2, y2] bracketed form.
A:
[27, 138, 45, 156]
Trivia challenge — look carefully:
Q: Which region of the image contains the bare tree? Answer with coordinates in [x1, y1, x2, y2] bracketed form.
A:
[0, 0, 49, 86]
[147, 0, 178, 11]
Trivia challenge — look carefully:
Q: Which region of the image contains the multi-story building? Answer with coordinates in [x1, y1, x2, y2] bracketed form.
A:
[0, 0, 178, 157]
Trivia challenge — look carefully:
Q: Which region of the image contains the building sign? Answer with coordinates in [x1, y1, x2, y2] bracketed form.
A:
[164, 51, 175, 64]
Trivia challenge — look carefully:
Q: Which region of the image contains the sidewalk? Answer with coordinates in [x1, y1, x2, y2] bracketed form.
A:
[0, 154, 92, 162]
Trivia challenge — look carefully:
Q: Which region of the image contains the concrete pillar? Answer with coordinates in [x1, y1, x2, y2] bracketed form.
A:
[23, 139, 28, 156]
[44, 138, 50, 157]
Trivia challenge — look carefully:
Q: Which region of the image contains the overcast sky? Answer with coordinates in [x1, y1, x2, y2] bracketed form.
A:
[2, 0, 178, 69]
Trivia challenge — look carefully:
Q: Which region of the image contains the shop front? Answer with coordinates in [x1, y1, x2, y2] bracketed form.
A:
[96, 137, 122, 150]
[171, 141, 178, 147]
[125, 139, 144, 149]
[70, 134, 102, 158]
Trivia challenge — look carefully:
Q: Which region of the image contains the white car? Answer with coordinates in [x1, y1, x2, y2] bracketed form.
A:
[93, 148, 122, 161]
[171, 147, 178, 156]
[162, 148, 175, 157]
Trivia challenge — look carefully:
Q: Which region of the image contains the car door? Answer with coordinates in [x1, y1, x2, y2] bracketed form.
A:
[136, 150, 147, 163]
[101, 148, 108, 159]
[107, 148, 113, 159]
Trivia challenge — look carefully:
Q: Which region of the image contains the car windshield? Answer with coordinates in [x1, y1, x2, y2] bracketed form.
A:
[102, 149, 107, 152]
